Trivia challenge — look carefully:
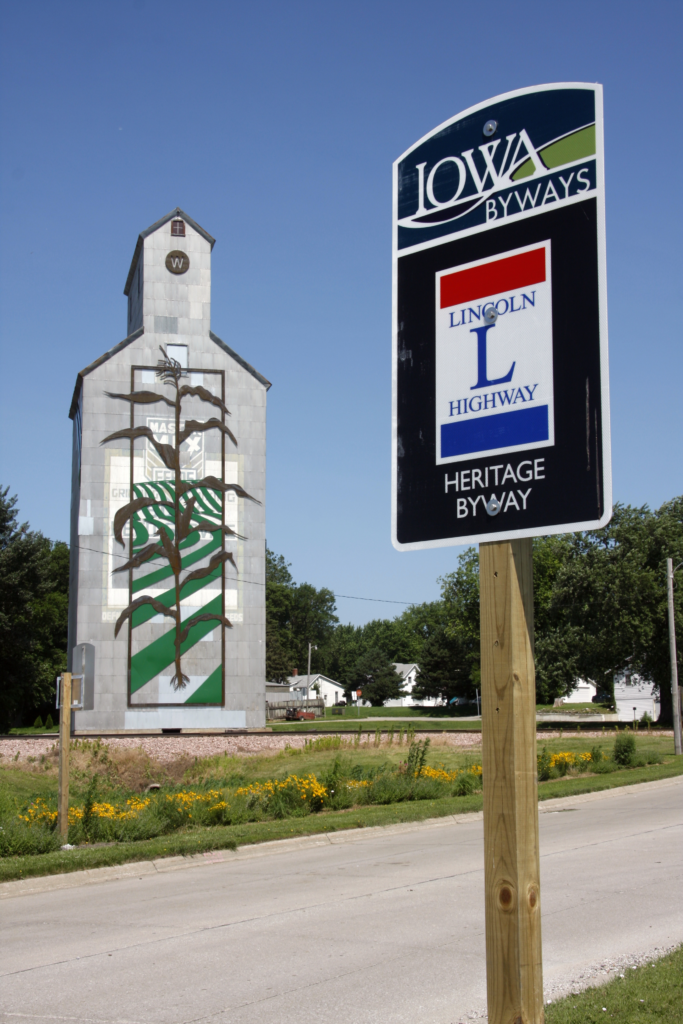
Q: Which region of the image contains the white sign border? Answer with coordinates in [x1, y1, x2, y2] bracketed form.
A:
[391, 82, 612, 551]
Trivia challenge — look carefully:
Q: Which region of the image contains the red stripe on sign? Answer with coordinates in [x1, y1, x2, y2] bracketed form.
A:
[440, 247, 546, 309]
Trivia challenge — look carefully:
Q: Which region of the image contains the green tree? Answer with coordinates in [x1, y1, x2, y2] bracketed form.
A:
[318, 622, 365, 683]
[265, 549, 296, 681]
[0, 488, 69, 731]
[435, 503, 683, 717]
[634, 498, 683, 724]
[411, 626, 473, 704]
[543, 500, 683, 722]
[265, 549, 338, 681]
[318, 601, 445, 684]
[364, 601, 446, 663]
[440, 547, 482, 690]
[346, 647, 404, 706]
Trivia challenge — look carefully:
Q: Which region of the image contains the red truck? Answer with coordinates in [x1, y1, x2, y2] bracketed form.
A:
[284, 709, 317, 721]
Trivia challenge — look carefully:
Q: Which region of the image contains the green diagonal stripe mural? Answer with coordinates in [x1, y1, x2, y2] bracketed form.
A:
[130, 566, 223, 628]
[132, 535, 222, 594]
[130, 595, 223, 692]
[184, 666, 223, 704]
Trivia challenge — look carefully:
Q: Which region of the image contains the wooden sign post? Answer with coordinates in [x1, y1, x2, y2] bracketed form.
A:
[480, 539, 543, 1023]
[57, 671, 72, 838]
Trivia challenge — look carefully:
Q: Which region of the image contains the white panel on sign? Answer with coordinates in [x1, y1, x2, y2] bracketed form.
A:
[436, 242, 554, 465]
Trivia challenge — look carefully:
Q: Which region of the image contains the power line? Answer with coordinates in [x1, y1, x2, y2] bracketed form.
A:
[75, 543, 416, 606]
[76, 543, 652, 612]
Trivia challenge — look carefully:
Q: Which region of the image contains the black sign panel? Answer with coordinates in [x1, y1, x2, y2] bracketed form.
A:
[392, 84, 611, 549]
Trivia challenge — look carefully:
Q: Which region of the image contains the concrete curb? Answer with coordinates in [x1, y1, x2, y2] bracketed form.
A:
[2, 774, 681, 901]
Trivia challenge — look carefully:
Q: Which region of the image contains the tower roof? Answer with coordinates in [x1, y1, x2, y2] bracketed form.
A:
[123, 207, 216, 296]
[68, 327, 271, 418]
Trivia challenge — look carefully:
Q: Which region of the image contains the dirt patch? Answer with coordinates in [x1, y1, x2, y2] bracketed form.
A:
[2, 728, 668, 777]
[0, 731, 483, 773]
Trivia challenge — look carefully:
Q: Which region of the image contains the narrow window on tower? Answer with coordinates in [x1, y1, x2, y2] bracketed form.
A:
[171, 219, 185, 237]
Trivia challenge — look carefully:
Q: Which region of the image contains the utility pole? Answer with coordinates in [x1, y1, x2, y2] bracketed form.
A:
[307, 642, 317, 706]
[666, 559, 682, 756]
[57, 672, 72, 837]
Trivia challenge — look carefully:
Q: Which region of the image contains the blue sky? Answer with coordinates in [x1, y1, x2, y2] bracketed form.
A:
[0, 0, 681, 625]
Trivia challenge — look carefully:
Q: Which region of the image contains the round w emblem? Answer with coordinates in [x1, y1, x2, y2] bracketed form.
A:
[165, 250, 190, 274]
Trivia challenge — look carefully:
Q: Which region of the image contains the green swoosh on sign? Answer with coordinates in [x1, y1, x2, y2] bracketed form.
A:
[512, 124, 596, 181]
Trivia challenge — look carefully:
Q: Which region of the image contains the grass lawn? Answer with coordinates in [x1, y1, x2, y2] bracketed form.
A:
[0, 733, 681, 884]
[0, 758, 680, 885]
[272, 719, 668, 733]
[271, 718, 483, 731]
[546, 945, 683, 1023]
[9, 726, 60, 735]
[195, 734, 679, 785]
[320, 705, 477, 720]
[537, 702, 614, 714]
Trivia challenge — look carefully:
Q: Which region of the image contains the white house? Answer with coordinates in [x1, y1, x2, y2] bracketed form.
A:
[383, 664, 438, 707]
[563, 680, 597, 704]
[300, 673, 346, 705]
[613, 671, 660, 723]
[563, 674, 660, 722]
[266, 674, 345, 705]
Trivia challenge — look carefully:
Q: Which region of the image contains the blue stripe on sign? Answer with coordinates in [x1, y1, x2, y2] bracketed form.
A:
[441, 405, 549, 458]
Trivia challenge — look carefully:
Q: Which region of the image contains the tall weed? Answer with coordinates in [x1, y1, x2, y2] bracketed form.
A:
[405, 738, 431, 778]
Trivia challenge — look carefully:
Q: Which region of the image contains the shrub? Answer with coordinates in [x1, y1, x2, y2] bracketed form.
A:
[81, 775, 99, 839]
[537, 747, 553, 781]
[33, 716, 43, 729]
[236, 775, 326, 815]
[452, 772, 478, 796]
[613, 732, 636, 766]
[358, 773, 444, 806]
[45, 714, 54, 729]
[0, 818, 61, 857]
[552, 752, 573, 777]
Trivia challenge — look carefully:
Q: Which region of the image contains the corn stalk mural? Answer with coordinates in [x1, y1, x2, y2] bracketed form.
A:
[101, 348, 257, 693]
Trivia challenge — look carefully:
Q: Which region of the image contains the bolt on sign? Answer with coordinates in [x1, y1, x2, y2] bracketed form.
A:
[392, 83, 611, 548]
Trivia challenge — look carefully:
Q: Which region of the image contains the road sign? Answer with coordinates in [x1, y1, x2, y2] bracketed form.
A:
[392, 83, 611, 549]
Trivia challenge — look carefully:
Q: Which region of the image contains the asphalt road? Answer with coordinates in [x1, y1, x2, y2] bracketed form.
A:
[2, 777, 682, 1024]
